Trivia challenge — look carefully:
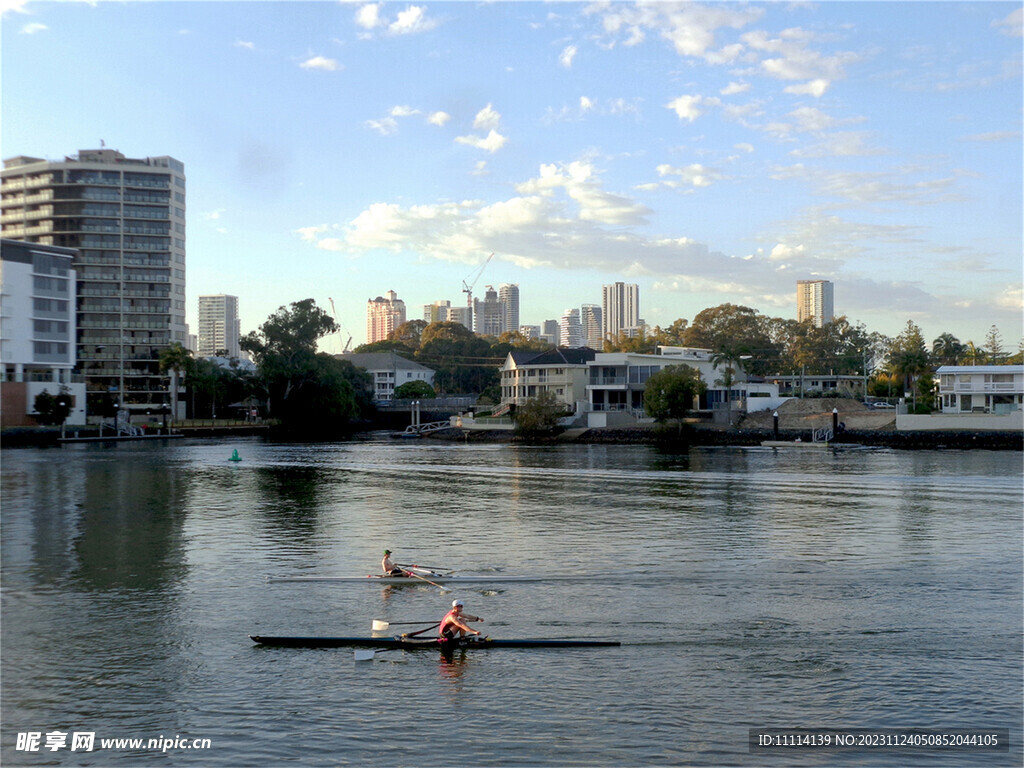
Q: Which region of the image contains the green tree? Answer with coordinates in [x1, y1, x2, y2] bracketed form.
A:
[711, 345, 750, 417]
[513, 390, 567, 438]
[931, 333, 964, 366]
[241, 299, 361, 433]
[390, 319, 428, 352]
[650, 318, 690, 348]
[418, 322, 499, 394]
[888, 320, 931, 410]
[643, 364, 706, 432]
[393, 380, 436, 399]
[983, 325, 1006, 363]
[159, 342, 194, 422]
[962, 340, 986, 365]
[32, 388, 73, 426]
[683, 304, 777, 375]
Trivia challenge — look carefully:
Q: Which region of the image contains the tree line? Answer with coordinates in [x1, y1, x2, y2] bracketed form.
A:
[155, 298, 1020, 434]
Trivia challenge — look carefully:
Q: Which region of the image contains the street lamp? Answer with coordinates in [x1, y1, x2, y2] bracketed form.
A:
[57, 397, 67, 439]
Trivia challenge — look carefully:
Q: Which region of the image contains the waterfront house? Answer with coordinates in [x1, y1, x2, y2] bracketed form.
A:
[338, 352, 434, 403]
[499, 347, 596, 416]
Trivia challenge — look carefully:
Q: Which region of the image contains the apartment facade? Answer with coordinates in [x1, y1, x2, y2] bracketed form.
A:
[602, 282, 640, 342]
[474, 286, 504, 336]
[560, 308, 583, 348]
[197, 294, 240, 358]
[499, 283, 519, 334]
[366, 290, 406, 344]
[339, 351, 434, 402]
[581, 304, 603, 350]
[0, 239, 86, 426]
[499, 347, 596, 410]
[936, 365, 1023, 414]
[797, 279, 834, 327]
[1, 149, 187, 416]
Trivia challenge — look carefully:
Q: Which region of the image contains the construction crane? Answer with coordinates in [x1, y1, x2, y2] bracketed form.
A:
[462, 252, 494, 308]
[328, 298, 352, 353]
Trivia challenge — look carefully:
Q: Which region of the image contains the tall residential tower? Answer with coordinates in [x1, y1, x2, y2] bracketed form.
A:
[797, 280, 834, 327]
[366, 290, 406, 343]
[1, 148, 187, 416]
[601, 282, 640, 342]
[197, 294, 240, 358]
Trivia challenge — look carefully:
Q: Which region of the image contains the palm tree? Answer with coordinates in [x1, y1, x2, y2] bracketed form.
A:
[963, 341, 986, 365]
[159, 343, 194, 423]
[931, 333, 963, 366]
[711, 345, 750, 421]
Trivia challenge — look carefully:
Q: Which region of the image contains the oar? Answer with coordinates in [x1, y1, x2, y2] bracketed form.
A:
[397, 563, 451, 572]
[354, 647, 402, 662]
[372, 619, 435, 631]
[402, 569, 450, 592]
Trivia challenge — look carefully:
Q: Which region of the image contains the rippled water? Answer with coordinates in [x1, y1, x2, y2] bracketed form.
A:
[2, 437, 1021, 766]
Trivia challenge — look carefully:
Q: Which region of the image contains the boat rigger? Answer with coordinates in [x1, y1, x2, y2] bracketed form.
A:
[249, 635, 620, 649]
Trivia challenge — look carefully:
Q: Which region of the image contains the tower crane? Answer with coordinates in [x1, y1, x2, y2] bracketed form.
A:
[462, 252, 494, 308]
[328, 298, 352, 353]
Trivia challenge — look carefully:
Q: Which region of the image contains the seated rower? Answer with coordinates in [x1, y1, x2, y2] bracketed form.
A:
[439, 599, 484, 639]
[381, 549, 406, 577]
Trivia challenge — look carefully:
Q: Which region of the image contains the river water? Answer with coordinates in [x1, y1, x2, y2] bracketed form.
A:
[1, 437, 1021, 767]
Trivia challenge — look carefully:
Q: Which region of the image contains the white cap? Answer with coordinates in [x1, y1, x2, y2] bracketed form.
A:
[452, 599, 464, 608]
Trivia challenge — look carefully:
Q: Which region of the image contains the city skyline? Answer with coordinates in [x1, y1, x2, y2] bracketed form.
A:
[2, 1, 1020, 353]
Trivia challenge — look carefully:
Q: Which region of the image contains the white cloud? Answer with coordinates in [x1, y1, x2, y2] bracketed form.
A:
[720, 81, 750, 96]
[354, 3, 383, 30]
[559, 44, 578, 68]
[666, 94, 703, 122]
[784, 79, 830, 97]
[960, 130, 1021, 143]
[473, 103, 501, 131]
[427, 111, 451, 127]
[791, 132, 884, 158]
[735, 143, 755, 153]
[579, 96, 595, 112]
[389, 5, 437, 35]
[788, 106, 835, 132]
[19, 21, 46, 34]
[768, 243, 806, 262]
[656, 163, 722, 189]
[0, 1, 30, 16]
[300, 56, 341, 71]
[365, 117, 398, 135]
[455, 129, 507, 153]
[993, 7, 1023, 37]
[390, 105, 420, 118]
[994, 283, 1023, 310]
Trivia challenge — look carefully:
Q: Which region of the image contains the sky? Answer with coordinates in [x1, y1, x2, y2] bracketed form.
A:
[2, 0, 1022, 353]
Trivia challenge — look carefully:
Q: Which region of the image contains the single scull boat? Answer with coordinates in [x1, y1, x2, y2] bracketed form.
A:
[249, 635, 620, 649]
[265, 574, 556, 584]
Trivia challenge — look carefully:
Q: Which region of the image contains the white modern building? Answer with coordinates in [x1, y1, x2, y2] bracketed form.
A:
[339, 351, 434, 402]
[499, 283, 519, 334]
[0, 239, 86, 426]
[581, 303, 603, 349]
[797, 279, 834, 327]
[602, 282, 640, 342]
[560, 308, 583, 348]
[197, 294, 240, 358]
[936, 365, 1023, 414]
[1, 148, 187, 417]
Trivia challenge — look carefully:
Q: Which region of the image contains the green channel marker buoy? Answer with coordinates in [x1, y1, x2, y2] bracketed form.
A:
[229, 449, 241, 462]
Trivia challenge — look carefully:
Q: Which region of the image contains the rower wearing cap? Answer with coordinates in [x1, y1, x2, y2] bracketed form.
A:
[381, 550, 405, 577]
[439, 599, 484, 639]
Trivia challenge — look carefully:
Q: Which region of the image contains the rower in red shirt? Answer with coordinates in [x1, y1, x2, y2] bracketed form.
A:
[439, 600, 484, 639]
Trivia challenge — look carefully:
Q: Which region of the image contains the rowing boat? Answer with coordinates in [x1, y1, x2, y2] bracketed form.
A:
[249, 635, 620, 649]
[265, 574, 554, 584]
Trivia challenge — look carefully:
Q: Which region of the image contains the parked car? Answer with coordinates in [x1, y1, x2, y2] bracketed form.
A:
[872, 402, 896, 409]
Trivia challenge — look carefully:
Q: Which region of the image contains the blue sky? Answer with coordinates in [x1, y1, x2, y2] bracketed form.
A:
[3, 1, 1021, 352]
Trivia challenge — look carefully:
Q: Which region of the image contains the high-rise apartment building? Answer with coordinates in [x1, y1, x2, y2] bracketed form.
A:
[581, 304, 603, 349]
[474, 285, 505, 336]
[448, 306, 472, 331]
[602, 282, 640, 342]
[797, 280, 834, 328]
[498, 283, 519, 334]
[1, 149, 187, 416]
[541, 319, 560, 346]
[366, 290, 406, 343]
[197, 294, 240, 358]
[423, 300, 451, 324]
[560, 308, 583, 348]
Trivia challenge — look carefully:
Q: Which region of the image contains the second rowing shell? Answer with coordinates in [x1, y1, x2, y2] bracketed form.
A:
[265, 574, 581, 584]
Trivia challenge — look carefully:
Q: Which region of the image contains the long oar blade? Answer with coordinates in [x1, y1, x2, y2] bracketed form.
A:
[354, 649, 378, 661]
[372, 619, 435, 631]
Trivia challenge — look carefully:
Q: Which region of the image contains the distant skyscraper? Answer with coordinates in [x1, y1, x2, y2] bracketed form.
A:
[581, 304, 603, 349]
[424, 300, 451, 323]
[520, 325, 541, 340]
[474, 285, 505, 336]
[797, 280, 834, 327]
[602, 282, 640, 342]
[499, 283, 519, 334]
[560, 308, 583, 348]
[448, 306, 472, 331]
[1, 148, 186, 416]
[197, 294, 240, 358]
[366, 290, 406, 343]
[541, 319, 560, 345]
